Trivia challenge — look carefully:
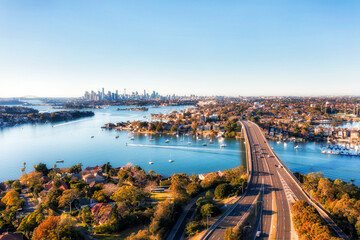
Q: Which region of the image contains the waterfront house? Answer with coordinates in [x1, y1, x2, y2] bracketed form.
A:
[91, 203, 113, 225]
[82, 172, 105, 185]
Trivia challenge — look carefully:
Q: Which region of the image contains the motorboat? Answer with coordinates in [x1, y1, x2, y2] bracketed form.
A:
[202, 143, 207, 146]
[56, 160, 64, 163]
[91, 136, 94, 138]
[165, 139, 170, 143]
[115, 136, 119, 139]
[149, 161, 153, 165]
[220, 144, 227, 148]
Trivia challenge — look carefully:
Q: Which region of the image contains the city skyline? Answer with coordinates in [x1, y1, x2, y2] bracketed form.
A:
[1, 1, 360, 97]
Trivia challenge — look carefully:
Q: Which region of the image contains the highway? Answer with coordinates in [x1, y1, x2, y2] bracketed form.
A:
[201, 120, 347, 240]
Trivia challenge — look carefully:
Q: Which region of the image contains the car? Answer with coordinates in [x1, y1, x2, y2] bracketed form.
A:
[256, 231, 261, 238]
[268, 154, 270, 157]
[278, 165, 283, 168]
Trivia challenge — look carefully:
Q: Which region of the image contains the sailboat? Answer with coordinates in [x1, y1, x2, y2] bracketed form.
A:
[169, 154, 174, 163]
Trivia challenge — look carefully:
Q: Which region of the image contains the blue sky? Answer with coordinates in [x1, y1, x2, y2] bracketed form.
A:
[0, 0, 359, 97]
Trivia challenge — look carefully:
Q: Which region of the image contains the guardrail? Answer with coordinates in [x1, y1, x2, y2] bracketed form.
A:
[200, 123, 254, 240]
[251, 122, 349, 240]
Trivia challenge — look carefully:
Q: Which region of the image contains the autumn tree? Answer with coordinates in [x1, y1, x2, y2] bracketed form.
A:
[224, 226, 242, 240]
[1, 190, 20, 206]
[20, 171, 42, 188]
[32, 215, 83, 240]
[59, 189, 80, 212]
[149, 200, 173, 238]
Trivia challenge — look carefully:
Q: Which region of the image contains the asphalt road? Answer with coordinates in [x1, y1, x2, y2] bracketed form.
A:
[202, 120, 347, 240]
[245, 121, 348, 240]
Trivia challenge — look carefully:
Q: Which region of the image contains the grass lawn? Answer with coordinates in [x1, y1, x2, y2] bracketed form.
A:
[151, 192, 172, 202]
[93, 225, 147, 240]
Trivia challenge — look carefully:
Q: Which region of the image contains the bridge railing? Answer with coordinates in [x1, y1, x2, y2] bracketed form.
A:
[251, 122, 349, 239]
[240, 122, 253, 187]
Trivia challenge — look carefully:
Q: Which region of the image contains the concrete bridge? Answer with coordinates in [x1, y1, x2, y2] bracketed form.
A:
[201, 120, 348, 240]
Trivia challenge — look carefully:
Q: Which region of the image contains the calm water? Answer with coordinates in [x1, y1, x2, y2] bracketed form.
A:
[269, 141, 360, 184]
[0, 104, 359, 185]
[0, 106, 245, 182]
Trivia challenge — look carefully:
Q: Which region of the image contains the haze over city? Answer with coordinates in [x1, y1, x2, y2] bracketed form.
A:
[1, 0, 360, 98]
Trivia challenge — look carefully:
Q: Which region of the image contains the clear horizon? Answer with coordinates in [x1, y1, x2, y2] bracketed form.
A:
[1, 1, 360, 97]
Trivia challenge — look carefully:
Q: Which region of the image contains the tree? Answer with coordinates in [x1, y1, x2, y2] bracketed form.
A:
[32, 216, 59, 240]
[186, 182, 202, 197]
[79, 206, 93, 225]
[204, 190, 213, 199]
[170, 173, 190, 205]
[1, 190, 20, 206]
[104, 162, 112, 175]
[93, 190, 108, 202]
[45, 188, 63, 210]
[111, 186, 149, 210]
[32, 215, 84, 240]
[225, 119, 239, 138]
[224, 226, 242, 240]
[20, 171, 42, 188]
[126, 229, 152, 240]
[11, 180, 21, 190]
[201, 203, 215, 219]
[69, 163, 82, 174]
[185, 221, 205, 236]
[17, 210, 44, 238]
[215, 183, 232, 199]
[149, 200, 173, 238]
[33, 163, 49, 175]
[21, 162, 26, 174]
[59, 189, 80, 212]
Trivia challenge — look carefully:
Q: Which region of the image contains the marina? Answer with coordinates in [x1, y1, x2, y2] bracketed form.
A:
[321, 143, 360, 156]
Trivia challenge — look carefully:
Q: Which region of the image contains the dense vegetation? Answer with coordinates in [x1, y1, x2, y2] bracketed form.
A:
[0, 162, 246, 239]
[297, 172, 360, 239]
[184, 167, 247, 236]
[291, 200, 340, 240]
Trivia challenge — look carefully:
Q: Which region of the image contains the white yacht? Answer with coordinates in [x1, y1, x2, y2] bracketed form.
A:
[149, 161, 153, 165]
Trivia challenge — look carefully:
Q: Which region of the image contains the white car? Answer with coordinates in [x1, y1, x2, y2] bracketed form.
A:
[256, 231, 261, 238]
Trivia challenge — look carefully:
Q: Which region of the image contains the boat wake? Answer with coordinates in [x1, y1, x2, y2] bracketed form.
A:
[126, 143, 240, 153]
[52, 119, 89, 128]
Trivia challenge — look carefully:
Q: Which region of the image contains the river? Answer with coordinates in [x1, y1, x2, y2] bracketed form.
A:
[0, 105, 245, 182]
[0, 104, 359, 184]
